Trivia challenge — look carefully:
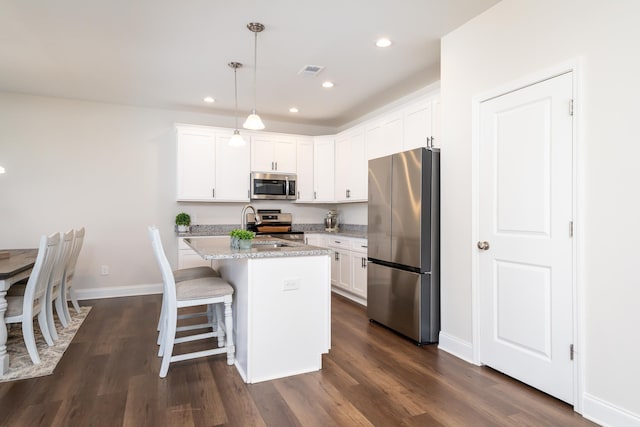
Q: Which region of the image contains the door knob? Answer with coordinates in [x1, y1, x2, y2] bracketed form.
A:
[477, 241, 490, 250]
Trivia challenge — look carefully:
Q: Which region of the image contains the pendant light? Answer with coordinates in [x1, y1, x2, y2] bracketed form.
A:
[228, 62, 246, 147]
[243, 22, 265, 130]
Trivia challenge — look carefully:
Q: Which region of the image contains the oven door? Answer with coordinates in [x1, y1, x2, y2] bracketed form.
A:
[251, 172, 297, 200]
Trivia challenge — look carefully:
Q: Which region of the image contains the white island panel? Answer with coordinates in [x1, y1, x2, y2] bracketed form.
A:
[213, 249, 331, 384]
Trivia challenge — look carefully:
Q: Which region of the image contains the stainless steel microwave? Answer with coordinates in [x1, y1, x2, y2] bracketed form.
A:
[250, 172, 297, 200]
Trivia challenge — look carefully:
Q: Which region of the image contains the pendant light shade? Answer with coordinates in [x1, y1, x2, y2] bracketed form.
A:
[228, 129, 245, 147]
[243, 22, 265, 130]
[243, 109, 264, 130]
[228, 62, 246, 147]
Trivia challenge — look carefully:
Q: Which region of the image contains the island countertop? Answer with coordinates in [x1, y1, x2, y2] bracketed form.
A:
[184, 236, 331, 260]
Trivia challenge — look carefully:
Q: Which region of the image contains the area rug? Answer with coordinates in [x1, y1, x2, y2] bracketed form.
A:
[0, 306, 91, 382]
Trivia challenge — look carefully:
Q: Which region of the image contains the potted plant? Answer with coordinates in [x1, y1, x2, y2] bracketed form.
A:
[230, 229, 255, 249]
[175, 212, 191, 232]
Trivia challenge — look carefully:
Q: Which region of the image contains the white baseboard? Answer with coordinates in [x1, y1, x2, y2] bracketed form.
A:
[583, 393, 640, 427]
[331, 288, 367, 307]
[437, 331, 476, 364]
[75, 283, 162, 301]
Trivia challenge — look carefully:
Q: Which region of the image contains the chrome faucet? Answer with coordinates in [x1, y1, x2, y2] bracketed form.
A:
[240, 204, 261, 230]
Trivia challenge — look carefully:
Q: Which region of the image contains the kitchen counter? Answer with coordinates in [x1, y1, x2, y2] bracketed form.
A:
[312, 230, 367, 239]
[176, 223, 367, 240]
[184, 236, 330, 259]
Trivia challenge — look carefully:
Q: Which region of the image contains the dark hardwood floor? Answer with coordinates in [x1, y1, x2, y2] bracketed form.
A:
[0, 294, 596, 426]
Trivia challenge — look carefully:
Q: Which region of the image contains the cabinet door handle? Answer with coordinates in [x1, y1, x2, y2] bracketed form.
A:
[275, 161, 278, 170]
[334, 251, 339, 261]
[314, 191, 317, 200]
[212, 188, 215, 198]
[297, 191, 300, 199]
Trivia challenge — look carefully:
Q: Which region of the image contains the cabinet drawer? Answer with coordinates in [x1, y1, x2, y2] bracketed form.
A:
[350, 239, 368, 253]
[327, 237, 351, 249]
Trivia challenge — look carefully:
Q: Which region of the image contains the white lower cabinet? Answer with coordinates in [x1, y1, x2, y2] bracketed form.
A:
[330, 244, 352, 290]
[324, 235, 367, 304]
[304, 234, 327, 247]
[350, 241, 368, 298]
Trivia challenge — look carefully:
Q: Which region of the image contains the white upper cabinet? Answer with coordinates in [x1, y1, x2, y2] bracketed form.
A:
[364, 93, 440, 160]
[295, 138, 315, 202]
[215, 133, 251, 200]
[402, 95, 440, 151]
[176, 128, 216, 201]
[176, 88, 440, 204]
[251, 136, 297, 173]
[313, 136, 335, 202]
[176, 125, 250, 202]
[432, 96, 441, 146]
[335, 128, 367, 202]
[365, 113, 403, 160]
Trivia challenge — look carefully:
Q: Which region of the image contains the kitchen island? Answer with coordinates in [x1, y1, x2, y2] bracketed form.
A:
[184, 236, 331, 383]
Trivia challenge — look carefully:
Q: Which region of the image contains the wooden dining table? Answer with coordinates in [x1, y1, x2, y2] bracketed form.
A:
[0, 249, 37, 375]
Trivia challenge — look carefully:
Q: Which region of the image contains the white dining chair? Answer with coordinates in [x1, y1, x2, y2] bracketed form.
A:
[156, 265, 221, 347]
[45, 229, 75, 338]
[6, 233, 60, 364]
[61, 226, 84, 323]
[148, 226, 234, 378]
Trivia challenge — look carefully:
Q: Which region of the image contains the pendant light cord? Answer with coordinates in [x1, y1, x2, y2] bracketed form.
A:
[234, 66, 239, 130]
[252, 30, 257, 110]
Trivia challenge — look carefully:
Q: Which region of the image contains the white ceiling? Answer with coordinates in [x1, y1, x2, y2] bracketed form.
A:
[0, 0, 499, 128]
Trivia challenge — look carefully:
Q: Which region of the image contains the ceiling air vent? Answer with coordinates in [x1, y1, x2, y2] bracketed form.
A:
[298, 65, 325, 77]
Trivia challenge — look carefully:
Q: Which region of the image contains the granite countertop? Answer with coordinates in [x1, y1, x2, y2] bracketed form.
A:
[184, 236, 331, 260]
[314, 230, 367, 239]
[177, 224, 367, 240]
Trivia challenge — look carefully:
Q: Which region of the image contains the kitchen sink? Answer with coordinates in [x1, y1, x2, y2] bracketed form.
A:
[251, 241, 294, 249]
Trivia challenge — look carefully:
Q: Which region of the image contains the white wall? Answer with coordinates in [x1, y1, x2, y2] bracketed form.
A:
[440, 0, 640, 423]
[0, 93, 335, 294]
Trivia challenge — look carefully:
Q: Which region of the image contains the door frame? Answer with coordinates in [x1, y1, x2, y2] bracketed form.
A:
[470, 59, 584, 412]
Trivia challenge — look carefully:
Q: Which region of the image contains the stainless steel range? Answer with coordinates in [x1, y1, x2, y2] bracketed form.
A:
[245, 209, 304, 241]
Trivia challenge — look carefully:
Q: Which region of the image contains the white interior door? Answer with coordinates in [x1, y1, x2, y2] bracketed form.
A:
[478, 72, 574, 403]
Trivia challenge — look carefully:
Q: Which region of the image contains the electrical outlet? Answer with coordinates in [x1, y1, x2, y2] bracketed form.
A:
[283, 278, 300, 291]
[100, 265, 109, 275]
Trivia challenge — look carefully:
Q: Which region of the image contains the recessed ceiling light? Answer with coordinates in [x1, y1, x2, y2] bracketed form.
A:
[289, 107, 299, 113]
[203, 96, 215, 103]
[375, 38, 392, 48]
[322, 81, 334, 88]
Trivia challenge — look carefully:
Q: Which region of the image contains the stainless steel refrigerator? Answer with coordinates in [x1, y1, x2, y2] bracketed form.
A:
[367, 147, 440, 344]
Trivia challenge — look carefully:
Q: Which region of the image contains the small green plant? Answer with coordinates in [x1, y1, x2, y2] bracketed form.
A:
[230, 229, 255, 240]
[175, 212, 191, 226]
